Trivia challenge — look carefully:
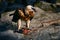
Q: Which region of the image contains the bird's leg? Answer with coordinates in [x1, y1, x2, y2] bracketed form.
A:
[17, 19, 21, 31]
[26, 20, 30, 29]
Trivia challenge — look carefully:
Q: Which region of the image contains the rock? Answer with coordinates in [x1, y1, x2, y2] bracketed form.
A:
[0, 7, 60, 40]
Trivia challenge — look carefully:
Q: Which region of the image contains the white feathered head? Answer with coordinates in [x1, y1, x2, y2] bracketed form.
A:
[26, 5, 36, 12]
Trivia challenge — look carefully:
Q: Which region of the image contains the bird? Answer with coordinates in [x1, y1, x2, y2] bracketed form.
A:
[11, 5, 36, 31]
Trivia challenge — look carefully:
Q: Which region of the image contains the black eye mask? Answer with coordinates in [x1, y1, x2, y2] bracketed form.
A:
[32, 8, 36, 12]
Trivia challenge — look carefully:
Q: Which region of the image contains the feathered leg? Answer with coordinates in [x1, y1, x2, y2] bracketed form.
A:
[17, 19, 21, 31]
[26, 20, 30, 29]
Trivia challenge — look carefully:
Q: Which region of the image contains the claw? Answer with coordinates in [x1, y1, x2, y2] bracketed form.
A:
[14, 28, 31, 35]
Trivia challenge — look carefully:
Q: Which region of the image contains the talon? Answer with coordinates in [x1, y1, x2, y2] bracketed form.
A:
[14, 29, 23, 33]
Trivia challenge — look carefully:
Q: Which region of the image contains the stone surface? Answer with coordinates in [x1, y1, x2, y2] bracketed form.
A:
[0, 7, 60, 40]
